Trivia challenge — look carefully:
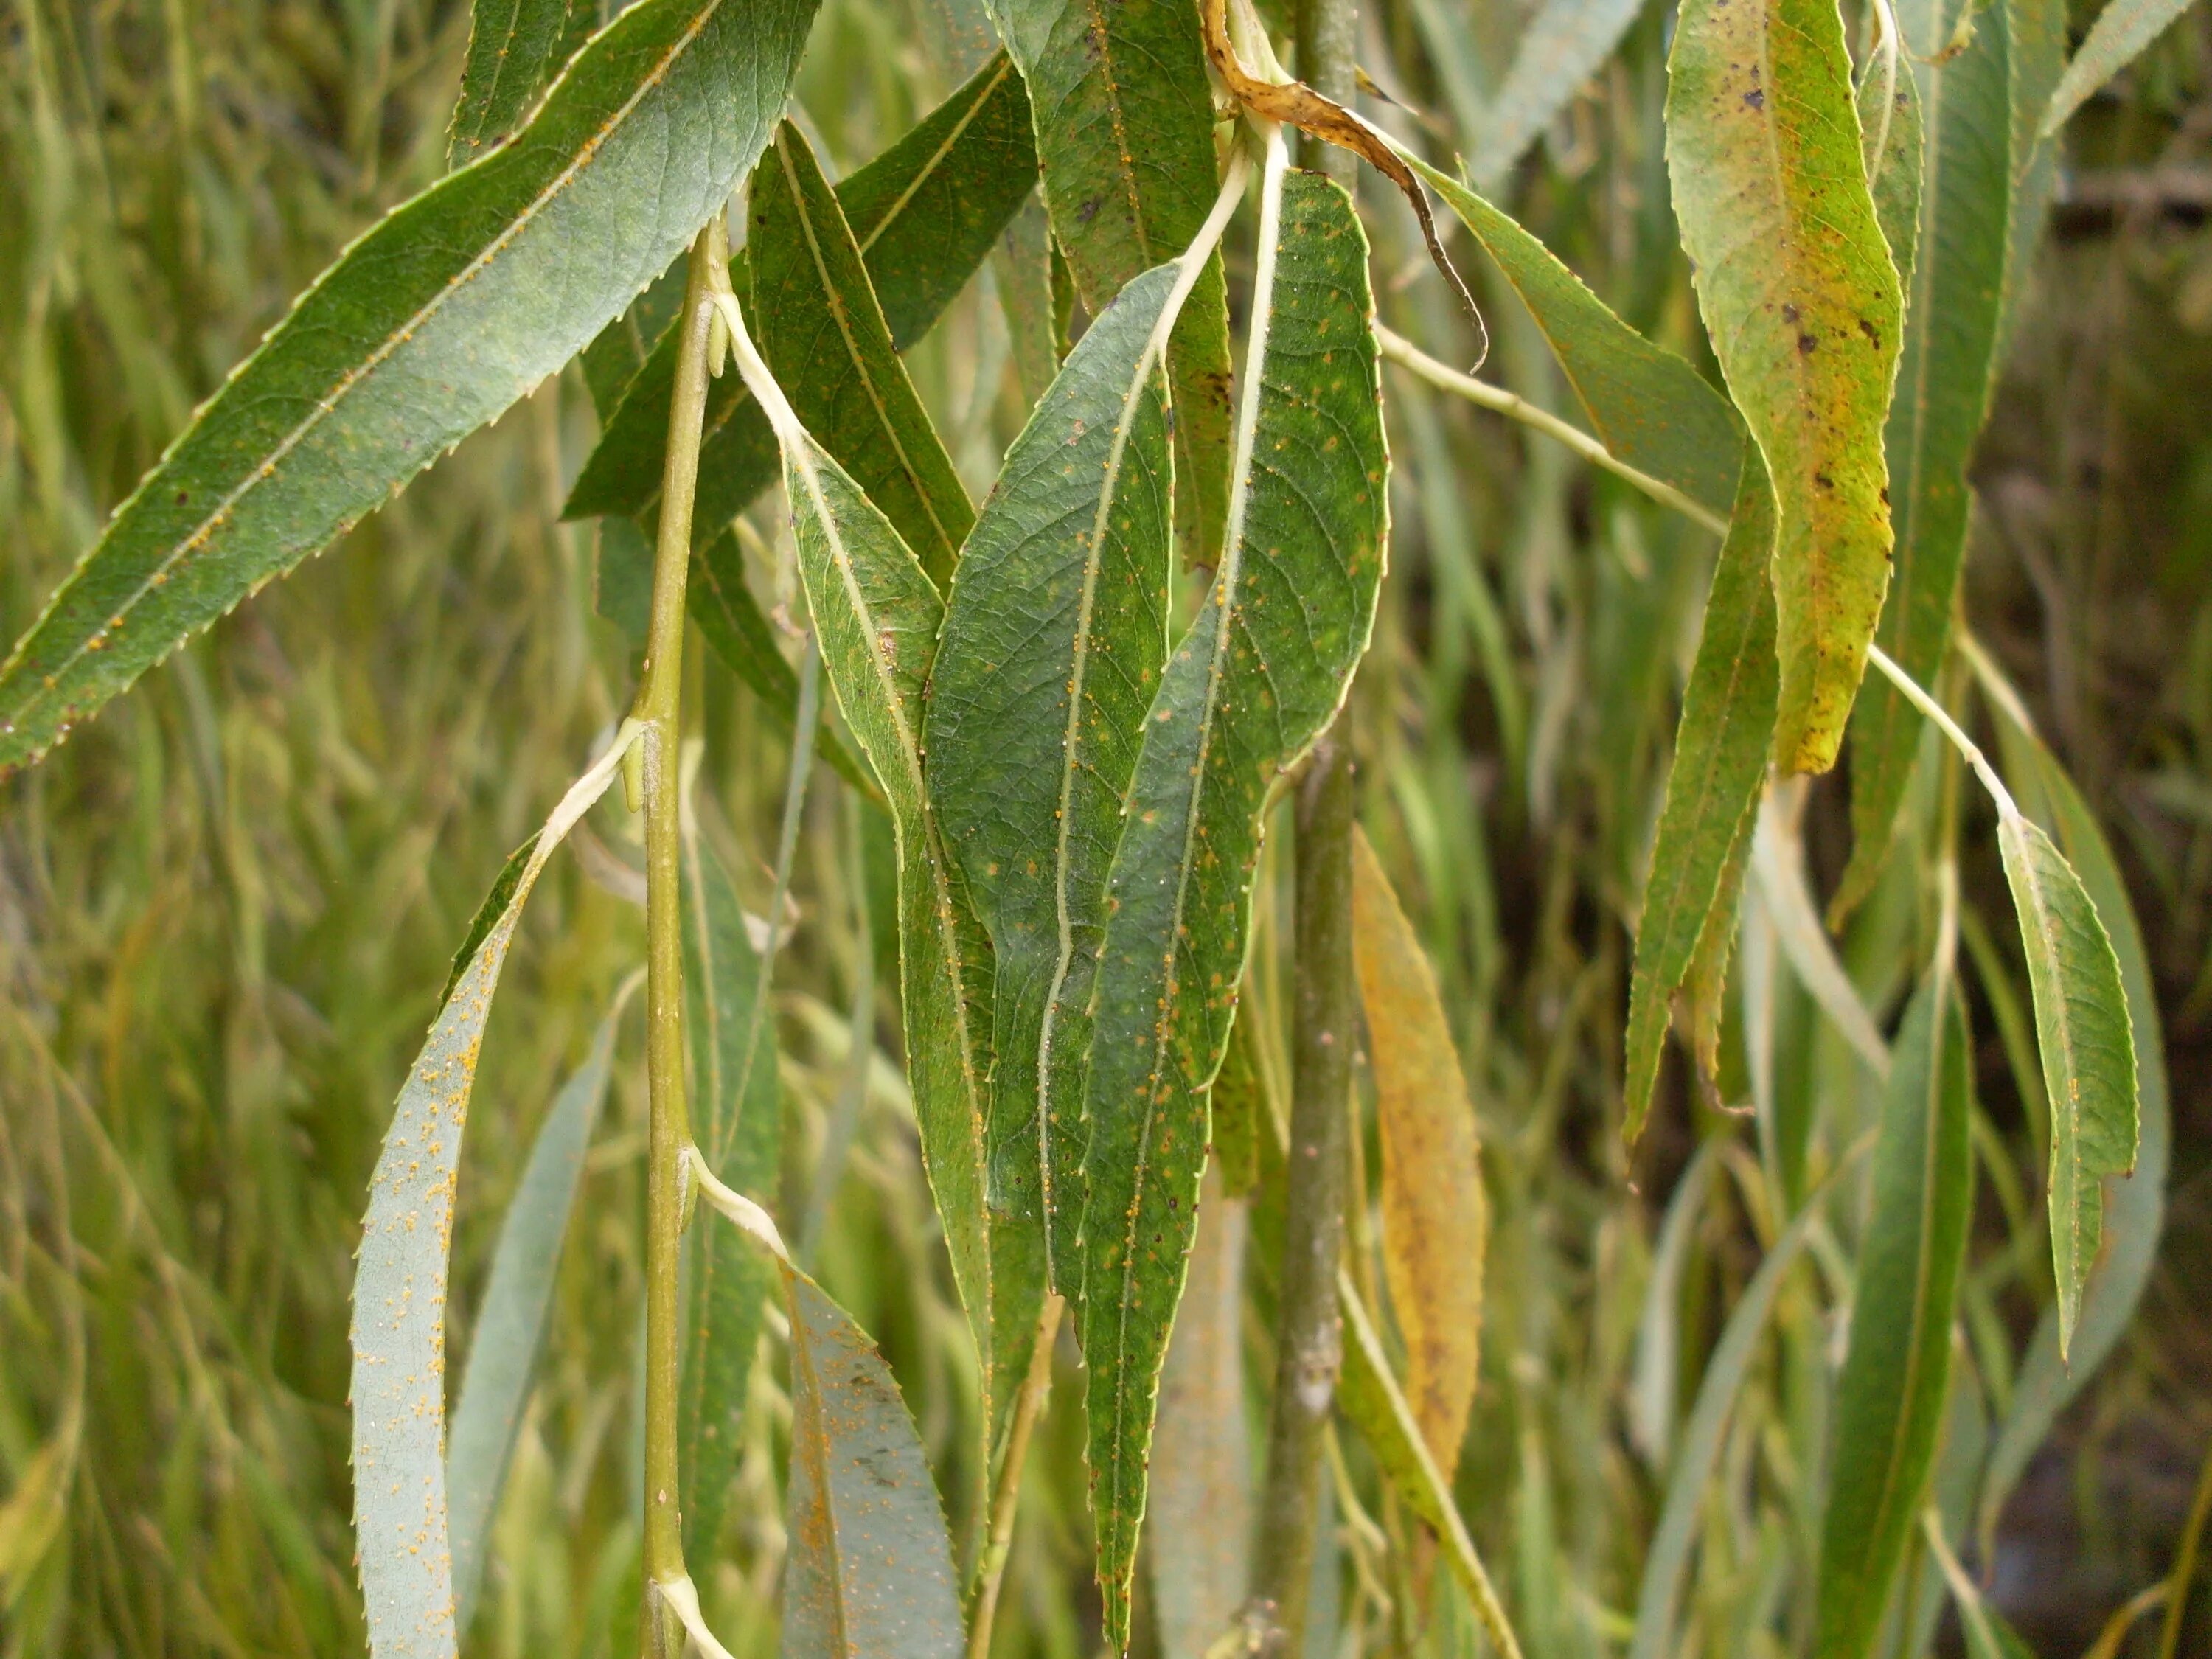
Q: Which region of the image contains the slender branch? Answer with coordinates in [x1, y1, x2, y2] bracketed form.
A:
[1374, 324, 1732, 537]
[637, 216, 726, 1654]
[967, 1293, 1065, 1659]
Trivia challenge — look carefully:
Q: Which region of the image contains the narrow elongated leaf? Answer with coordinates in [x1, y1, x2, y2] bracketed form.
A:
[448, 0, 591, 166]
[676, 821, 782, 1561]
[0, 0, 819, 777]
[987, 0, 1235, 561]
[1752, 787, 1892, 1074]
[1150, 1166, 1252, 1658]
[1665, 0, 1905, 773]
[1624, 453, 1777, 1140]
[780, 1265, 965, 1659]
[1411, 157, 1745, 517]
[1077, 149, 1386, 1648]
[750, 124, 975, 587]
[926, 246, 1212, 1293]
[2001, 0, 2067, 357]
[1834, 0, 2012, 919]
[1978, 714, 2167, 1555]
[2039, 0, 2197, 135]
[351, 737, 631, 1659]
[1628, 1142, 1720, 1467]
[1814, 975, 1972, 1659]
[563, 51, 1034, 529]
[1858, 42, 1927, 291]
[447, 988, 627, 1633]
[1467, 0, 1651, 188]
[1352, 828, 1485, 1473]
[1997, 804, 2138, 1358]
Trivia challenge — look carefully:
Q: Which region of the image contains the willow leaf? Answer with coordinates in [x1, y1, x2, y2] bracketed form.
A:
[448, 0, 592, 166]
[676, 821, 782, 1561]
[1834, 0, 2012, 920]
[1623, 452, 1777, 1141]
[563, 50, 1033, 529]
[1665, 0, 1904, 773]
[0, 0, 818, 779]
[1077, 148, 1386, 1648]
[2001, 0, 2066, 358]
[447, 988, 626, 1634]
[926, 249, 1208, 1293]
[1859, 41, 1926, 292]
[1411, 157, 1744, 518]
[1352, 828, 1486, 1474]
[351, 737, 630, 1659]
[1467, 0, 1651, 189]
[2039, 0, 2197, 136]
[780, 1265, 965, 1659]
[1997, 804, 2139, 1359]
[987, 0, 1234, 561]
[1813, 975, 1972, 1659]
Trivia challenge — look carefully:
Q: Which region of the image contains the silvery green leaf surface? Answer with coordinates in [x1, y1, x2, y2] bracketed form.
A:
[1467, 0, 1652, 189]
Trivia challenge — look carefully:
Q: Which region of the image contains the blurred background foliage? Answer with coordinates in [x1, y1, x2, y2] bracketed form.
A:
[1, 0, 2208, 1652]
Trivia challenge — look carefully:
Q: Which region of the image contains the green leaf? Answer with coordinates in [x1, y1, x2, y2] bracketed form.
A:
[1411, 157, 1745, 518]
[1858, 39, 1926, 292]
[0, 0, 819, 779]
[2039, 0, 2197, 135]
[1665, 0, 1905, 773]
[1467, 0, 1652, 188]
[1833, 0, 2012, 921]
[448, 0, 593, 167]
[1979, 717, 2163, 1528]
[750, 122, 975, 588]
[1997, 805, 2139, 1358]
[988, 0, 1234, 561]
[925, 254, 1201, 1293]
[1076, 149, 1386, 1649]
[439, 835, 540, 1015]
[351, 739, 631, 1659]
[1813, 975, 1973, 1659]
[447, 987, 627, 1635]
[2001, 0, 2067, 358]
[1623, 451, 1776, 1141]
[562, 51, 1034, 529]
[779, 1264, 966, 1659]
[675, 821, 782, 1562]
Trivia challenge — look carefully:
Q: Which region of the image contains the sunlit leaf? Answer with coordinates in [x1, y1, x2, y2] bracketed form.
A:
[1467, 0, 1652, 189]
[1351, 827, 1485, 1473]
[0, 0, 820, 778]
[1813, 974, 1972, 1659]
[448, 0, 592, 166]
[1665, 0, 1905, 773]
[1076, 142, 1385, 1648]
[2039, 0, 2197, 136]
[1624, 451, 1776, 1141]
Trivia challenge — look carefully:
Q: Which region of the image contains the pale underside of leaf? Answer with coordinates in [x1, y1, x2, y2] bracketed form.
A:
[1467, 0, 1652, 188]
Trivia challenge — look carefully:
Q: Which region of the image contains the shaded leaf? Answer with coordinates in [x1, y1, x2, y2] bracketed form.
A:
[2000, 0, 2067, 357]
[1210, 1011, 1267, 1198]
[1858, 38, 1926, 291]
[1408, 156, 1745, 518]
[351, 737, 631, 1659]
[749, 122, 975, 587]
[1628, 1142, 1721, 1467]
[1813, 975, 1973, 1659]
[1673, 803, 1755, 1103]
[2039, 0, 2197, 136]
[1467, 0, 1652, 189]
[988, 0, 1234, 561]
[1075, 146, 1386, 1649]
[1351, 827, 1485, 1475]
[781, 1265, 966, 1659]
[448, 0, 593, 167]
[1751, 785, 1892, 1076]
[1624, 451, 1777, 1141]
[1997, 804, 2139, 1357]
[446, 987, 628, 1632]
[0, 0, 820, 777]
[1834, 0, 2012, 919]
[1665, 0, 1905, 773]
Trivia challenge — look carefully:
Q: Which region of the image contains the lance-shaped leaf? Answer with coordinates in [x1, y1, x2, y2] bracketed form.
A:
[1076, 149, 1387, 1648]
[1352, 828, 1486, 1475]
[1834, 0, 2013, 920]
[0, 0, 820, 779]
[1623, 452, 1777, 1141]
[1467, 0, 1652, 189]
[2002, 0, 2066, 358]
[749, 123, 975, 588]
[927, 225, 1230, 1293]
[780, 1264, 966, 1658]
[2039, 0, 2199, 136]
[1813, 974, 1973, 1659]
[446, 985, 628, 1634]
[1408, 157, 1745, 518]
[1665, 0, 1904, 773]
[1997, 802, 2138, 1359]
[563, 51, 1034, 529]
[987, 0, 1235, 562]
[351, 737, 632, 1659]
[1858, 36, 1926, 291]
[447, 0, 594, 167]
[676, 821, 783, 1561]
